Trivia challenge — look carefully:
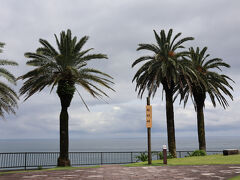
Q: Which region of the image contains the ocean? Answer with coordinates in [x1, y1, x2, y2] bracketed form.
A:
[0, 136, 239, 153]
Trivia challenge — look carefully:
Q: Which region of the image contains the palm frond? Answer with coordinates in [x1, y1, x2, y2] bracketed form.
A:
[137, 44, 159, 53]
[0, 60, 18, 66]
[81, 54, 108, 62]
[0, 42, 18, 118]
[74, 36, 89, 54]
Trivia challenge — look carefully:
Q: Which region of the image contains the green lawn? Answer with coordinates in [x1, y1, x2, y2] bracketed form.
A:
[125, 154, 240, 167]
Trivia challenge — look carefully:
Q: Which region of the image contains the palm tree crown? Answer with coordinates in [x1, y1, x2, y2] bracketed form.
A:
[132, 29, 194, 97]
[179, 47, 233, 108]
[19, 30, 114, 105]
[0, 42, 18, 118]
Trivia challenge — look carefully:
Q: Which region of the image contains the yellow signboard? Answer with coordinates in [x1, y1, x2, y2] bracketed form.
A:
[146, 105, 152, 128]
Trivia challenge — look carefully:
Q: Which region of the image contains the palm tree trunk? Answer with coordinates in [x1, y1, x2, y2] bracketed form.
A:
[165, 90, 177, 158]
[57, 105, 70, 166]
[57, 80, 75, 167]
[196, 104, 206, 151]
[57, 94, 71, 166]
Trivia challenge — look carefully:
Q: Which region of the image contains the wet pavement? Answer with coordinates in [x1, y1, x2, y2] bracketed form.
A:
[0, 164, 240, 179]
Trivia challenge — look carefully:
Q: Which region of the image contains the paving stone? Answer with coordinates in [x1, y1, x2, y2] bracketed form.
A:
[87, 175, 103, 178]
[211, 176, 225, 180]
[201, 172, 216, 176]
[0, 164, 240, 180]
[219, 170, 233, 173]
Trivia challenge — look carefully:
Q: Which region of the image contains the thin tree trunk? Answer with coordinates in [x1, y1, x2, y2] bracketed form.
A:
[165, 90, 177, 158]
[196, 104, 206, 151]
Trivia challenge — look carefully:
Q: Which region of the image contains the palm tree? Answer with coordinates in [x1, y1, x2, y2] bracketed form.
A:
[0, 42, 18, 118]
[132, 29, 194, 157]
[178, 47, 234, 151]
[18, 30, 114, 166]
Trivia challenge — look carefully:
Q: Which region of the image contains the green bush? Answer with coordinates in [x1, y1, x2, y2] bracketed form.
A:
[158, 152, 174, 159]
[167, 152, 175, 159]
[158, 152, 163, 159]
[187, 150, 207, 157]
[167, 153, 174, 159]
[136, 152, 148, 162]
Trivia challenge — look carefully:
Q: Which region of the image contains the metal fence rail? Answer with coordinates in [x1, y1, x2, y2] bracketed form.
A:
[0, 151, 222, 170]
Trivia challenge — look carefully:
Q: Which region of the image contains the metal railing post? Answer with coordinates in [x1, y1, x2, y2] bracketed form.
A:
[24, 152, 27, 170]
[101, 152, 103, 165]
[131, 152, 133, 163]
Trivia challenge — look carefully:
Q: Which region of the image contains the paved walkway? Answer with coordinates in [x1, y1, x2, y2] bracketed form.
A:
[1, 165, 240, 179]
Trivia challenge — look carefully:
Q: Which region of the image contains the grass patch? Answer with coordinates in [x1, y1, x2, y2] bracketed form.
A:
[228, 175, 240, 180]
[0, 165, 100, 175]
[125, 154, 240, 167]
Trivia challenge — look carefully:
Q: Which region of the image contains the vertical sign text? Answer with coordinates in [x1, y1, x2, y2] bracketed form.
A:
[146, 105, 152, 128]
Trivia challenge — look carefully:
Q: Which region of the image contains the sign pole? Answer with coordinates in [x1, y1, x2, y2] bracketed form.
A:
[146, 97, 152, 165]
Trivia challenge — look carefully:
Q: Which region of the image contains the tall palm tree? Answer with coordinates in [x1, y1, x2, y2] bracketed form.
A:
[0, 42, 18, 118]
[132, 29, 194, 157]
[178, 47, 234, 151]
[19, 30, 114, 166]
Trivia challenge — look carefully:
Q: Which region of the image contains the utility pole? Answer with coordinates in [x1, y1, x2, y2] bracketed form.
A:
[146, 97, 152, 165]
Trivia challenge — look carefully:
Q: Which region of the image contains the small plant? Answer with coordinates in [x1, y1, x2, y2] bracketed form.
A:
[158, 152, 174, 159]
[37, 166, 42, 170]
[187, 150, 207, 157]
[136, 152, 148, 162]
[158, 152, 163, 159]
[167, 152, 175, 159]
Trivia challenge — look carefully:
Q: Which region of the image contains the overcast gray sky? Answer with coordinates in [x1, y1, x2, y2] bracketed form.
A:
[0, 0, 240, 140]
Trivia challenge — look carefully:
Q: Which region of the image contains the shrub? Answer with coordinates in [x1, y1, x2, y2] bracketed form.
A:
[167, 152, 175, 159]
[158, 152, 174, 159]
[188, 150, 207, 157]
[158, 152, 163, 159]
[136, 152, 148, 162]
